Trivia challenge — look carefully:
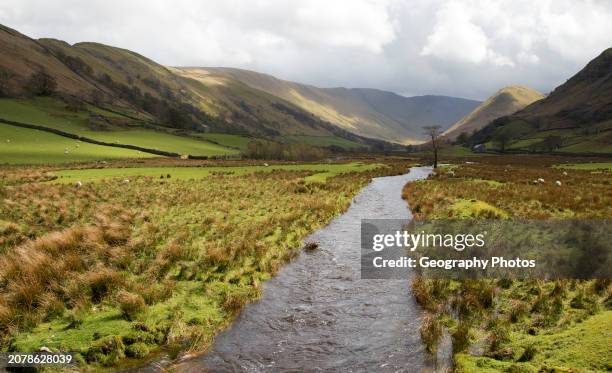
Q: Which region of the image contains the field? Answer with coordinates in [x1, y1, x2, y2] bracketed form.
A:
[484, 122, 612, 155]
[0, 98, 242, 158]
[554, 162, 612, 170]
[195, 133, 252, 150]
[0, 124, 152, 164]
[402, 157, 612, 372]
[51, 162, 381, 184]
[280, 135, 366, 149]
[0, 159, 411, 369]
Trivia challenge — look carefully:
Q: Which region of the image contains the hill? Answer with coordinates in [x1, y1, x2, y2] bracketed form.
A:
[443, 86, 544, 140]
[0, 24, 388, 153]
[200, 67, 480, 144]
[471, 48, 612, 154]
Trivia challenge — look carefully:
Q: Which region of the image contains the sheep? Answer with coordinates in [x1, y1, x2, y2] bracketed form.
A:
[538, 178, 545, 183]
[562, 171, 568, 176]
[75, 181, 82, 188]
[555, 180, 562, 186]
[448, 170, 455, 177]
[264, 163, 269, 167]
[123, 179, 130, 184]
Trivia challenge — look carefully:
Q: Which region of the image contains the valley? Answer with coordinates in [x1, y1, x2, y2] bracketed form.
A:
[0, 14, 610, 373]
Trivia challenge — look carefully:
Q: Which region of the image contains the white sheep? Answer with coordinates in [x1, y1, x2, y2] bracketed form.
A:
[555, 180, 562, 186]
[264, 163, 269, 167]
[538, 178, 545, 183]
[75, 181, 82, 188]
[123, 179, 130, 184]
[562, 171, 568, 176]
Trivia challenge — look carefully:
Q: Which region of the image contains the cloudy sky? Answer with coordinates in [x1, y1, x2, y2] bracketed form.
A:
[1, 0, 611, 100]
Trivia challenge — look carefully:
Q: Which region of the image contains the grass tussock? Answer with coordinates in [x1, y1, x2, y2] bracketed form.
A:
[0, 158, 414, 366]
[403, 158, 612, 372]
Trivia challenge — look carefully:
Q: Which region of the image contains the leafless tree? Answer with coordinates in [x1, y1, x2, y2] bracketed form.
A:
[493, 129, 512, 153]
[423, 125, 442, 168]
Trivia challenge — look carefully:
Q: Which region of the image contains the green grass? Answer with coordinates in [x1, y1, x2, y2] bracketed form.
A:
[456, 311, 612, 373]
[438, 145, 482, 157]
[12, 308, 132, 353]
[0, 124, 152, 164]
[554, 162, 612, 170]
[447, 199, 509, 219]
[558, 139, 612, 154]
[281, 135, 366, 149]
[0, 98, 239, 157]
[51, 162, 382, 184]
[196, 133, 252, 150]
[1, 160, 411, 368]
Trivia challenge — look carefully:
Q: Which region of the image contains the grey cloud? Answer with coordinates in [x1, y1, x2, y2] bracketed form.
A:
[1, 0, 610, 100]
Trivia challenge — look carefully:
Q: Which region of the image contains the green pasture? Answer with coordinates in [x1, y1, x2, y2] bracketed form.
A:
[281, 135, 366, 149]
[0, 124, 151, 164]
[51, 162, 382, 184]
[0, 98, 240, 157]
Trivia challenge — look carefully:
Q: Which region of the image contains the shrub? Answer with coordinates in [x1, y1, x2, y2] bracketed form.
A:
[117, 291, 146, 321]
[26, 70, 57, 96]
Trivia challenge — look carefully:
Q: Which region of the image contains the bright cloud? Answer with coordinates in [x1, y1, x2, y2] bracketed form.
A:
[0, 0, 610, 100]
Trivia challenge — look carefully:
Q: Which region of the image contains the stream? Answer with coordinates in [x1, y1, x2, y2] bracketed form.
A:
[139, 166, 450, 372]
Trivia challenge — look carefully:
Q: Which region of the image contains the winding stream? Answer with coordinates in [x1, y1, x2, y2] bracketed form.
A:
[142, 166, 444, 372]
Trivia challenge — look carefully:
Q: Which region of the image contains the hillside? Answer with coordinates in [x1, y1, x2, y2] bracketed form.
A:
[443, 86, 544, 140]
[0, 24, 387, 151]
[471, 48, 612, 154]
[201, 67, 480, 144]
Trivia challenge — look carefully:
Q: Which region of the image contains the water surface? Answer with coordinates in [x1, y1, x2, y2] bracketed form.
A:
[171, 167, 437, 372]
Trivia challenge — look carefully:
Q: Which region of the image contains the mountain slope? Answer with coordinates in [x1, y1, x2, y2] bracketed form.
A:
[0, 24, 389, 148]
[202, 67, 480, 144]
[443, 86, 544, 140]
[471, 48, 612, 154]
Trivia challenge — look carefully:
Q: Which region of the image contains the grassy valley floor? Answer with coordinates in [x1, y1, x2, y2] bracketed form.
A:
[0, 97, 244, 162]
[0, 159, 412, 369]
[402, 157, 612, 372]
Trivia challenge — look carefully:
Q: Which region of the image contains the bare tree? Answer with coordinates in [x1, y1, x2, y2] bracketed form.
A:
[423, 125, 442, 169]
[493, 129, 512, 153]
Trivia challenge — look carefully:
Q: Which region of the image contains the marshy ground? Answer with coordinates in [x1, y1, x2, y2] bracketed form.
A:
[0, 158, 412, 369]
[402, 156, 612, 372]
